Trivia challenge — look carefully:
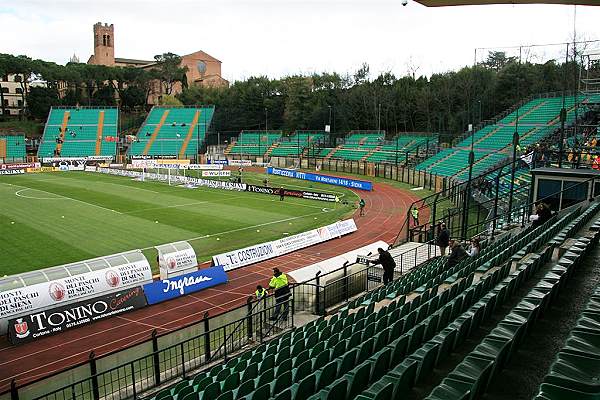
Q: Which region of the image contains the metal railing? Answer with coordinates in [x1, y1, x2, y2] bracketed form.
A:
[28, 299, 293, 400]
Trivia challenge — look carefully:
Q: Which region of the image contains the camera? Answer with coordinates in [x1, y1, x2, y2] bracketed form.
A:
[402, 0, 407, 5]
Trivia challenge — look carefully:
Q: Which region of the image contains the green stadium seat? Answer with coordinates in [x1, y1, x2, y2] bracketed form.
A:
[199, 381, 221, 400]
[346, 363, 371, 400]
[291, 374, 316, 400]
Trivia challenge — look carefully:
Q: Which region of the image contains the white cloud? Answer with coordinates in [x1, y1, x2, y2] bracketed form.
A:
[1, 0, 599, 81]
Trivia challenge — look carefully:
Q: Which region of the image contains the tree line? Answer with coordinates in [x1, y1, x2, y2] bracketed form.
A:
[0, 51, 584, 140]
[0, 53, 187, 118]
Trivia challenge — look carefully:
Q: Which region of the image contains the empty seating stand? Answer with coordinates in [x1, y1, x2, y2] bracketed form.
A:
[128, 106, 214, 157]
[415, 94, 598, 181]
[270, 131, 326, 157]
[0, 134, 26, 162]
[38, 107, 118, 158]
[228, 131, 282, 157]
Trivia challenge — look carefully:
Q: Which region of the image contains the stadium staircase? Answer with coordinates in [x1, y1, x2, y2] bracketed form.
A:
[52, 111, 70, 155]
[143, 110, 170, 156]
[178, 110, 201, 158]
[473, 126, 502, 147]
[224, 142, 235, 155]
[265, 143, 278, 157]
[509, 100, 548, 125]
[324, 146, 341, 160]
[94, 111, 105, 156]
[145, 195, 600, 400]
[361, 146, 381, 162]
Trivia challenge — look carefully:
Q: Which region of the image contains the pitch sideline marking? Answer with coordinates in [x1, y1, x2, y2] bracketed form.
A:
[14, 188, 65, 200]
[5, 183, 122, 214]
[141, 209, 331, 250]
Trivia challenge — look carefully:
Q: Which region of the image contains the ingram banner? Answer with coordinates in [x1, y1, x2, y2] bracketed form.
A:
[0, 260, 152, 320]
[7, 287, 147, 345]
[212, 219, 357, 271]
[143, 267, 228, 305]
[267, 167, 372, 191]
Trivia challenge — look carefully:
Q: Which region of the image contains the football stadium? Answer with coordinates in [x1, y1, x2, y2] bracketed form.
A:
[1, 1, 600, 399]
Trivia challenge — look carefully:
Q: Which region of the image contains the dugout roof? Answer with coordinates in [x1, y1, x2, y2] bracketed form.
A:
[0, 250, 147, 292]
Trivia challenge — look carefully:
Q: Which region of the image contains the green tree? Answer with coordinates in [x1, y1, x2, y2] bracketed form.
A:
[159, 94, 183, 106]
[153, 53, 188, 95]
[121, 85, 147, 110]
[27, 86, 60, 119]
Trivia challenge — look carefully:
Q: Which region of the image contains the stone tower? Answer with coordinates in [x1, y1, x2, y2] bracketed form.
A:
[92, 22, 114, 66]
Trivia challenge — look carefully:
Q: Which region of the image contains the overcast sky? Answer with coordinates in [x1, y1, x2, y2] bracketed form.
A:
[1, 0, 599, 82]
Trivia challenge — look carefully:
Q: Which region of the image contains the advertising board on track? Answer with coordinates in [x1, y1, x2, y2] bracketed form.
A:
[7, 287, 147, 344]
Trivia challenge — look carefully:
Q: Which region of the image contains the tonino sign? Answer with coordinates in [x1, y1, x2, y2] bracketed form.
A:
[0, 260, 152, 320]
[245, 185, 337, 202]
[7, 287, 148, 345]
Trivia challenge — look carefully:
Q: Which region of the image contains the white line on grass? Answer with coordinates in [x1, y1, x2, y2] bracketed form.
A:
[120, 195, 247, 214]
[6, 184, 122, 215]
[140, 209, 330, 250]
[14, 188, 64, 200]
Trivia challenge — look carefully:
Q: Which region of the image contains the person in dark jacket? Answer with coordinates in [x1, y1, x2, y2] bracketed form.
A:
[436, 223, 450, 256]
[371, 247, 396, 285]
[532, 202, 553, 228]
[447, 240, 468, 268]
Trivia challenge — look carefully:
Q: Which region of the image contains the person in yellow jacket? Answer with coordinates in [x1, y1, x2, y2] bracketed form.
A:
[255, 285, 268, 300]
[411, 206, 419, 227]
[269, 268, 290, 321]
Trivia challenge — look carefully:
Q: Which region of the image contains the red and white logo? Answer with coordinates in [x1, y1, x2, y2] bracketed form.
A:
[14, 318, 30, 339]
[167, 257, 177, 270]
[49, 282, 66, 301]
[105, 270, 120, 287]
[317, 227, 329, 239]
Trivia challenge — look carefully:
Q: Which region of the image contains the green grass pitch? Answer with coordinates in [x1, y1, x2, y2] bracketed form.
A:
[0, 171, 358, 276]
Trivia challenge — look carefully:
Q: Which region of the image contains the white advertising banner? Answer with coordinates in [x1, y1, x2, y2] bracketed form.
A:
[272, 227, 332, 255]
[212, 219, 357, 271]
[156, 241, 198, 279]
[131, 159, 191, 169]
[228, 160, 252, 167]
[213, 242, 278, 271]
[333, 219, 358, 236]
[0, 260, 152, 320]
[187, 164, 223, 170]
[95, 168, 247, 192]
[42, 156, 112, 163]
[202, 170, 231, 177]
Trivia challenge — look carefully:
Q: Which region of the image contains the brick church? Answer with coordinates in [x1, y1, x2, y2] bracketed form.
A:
[87, 22, 228, 104]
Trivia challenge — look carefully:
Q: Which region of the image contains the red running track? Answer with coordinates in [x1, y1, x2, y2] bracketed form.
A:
[0, 178, 428, 393]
